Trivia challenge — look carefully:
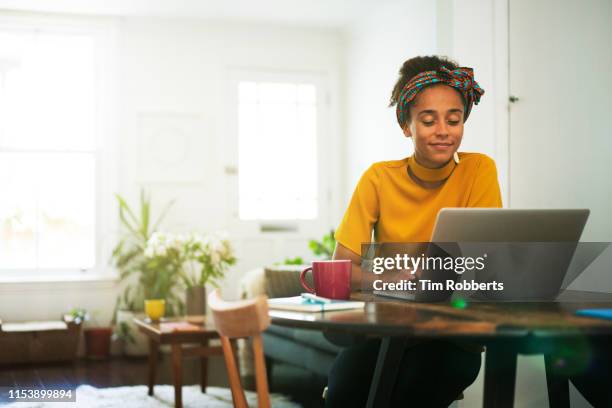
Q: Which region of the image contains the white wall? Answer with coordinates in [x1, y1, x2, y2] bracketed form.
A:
[342, 1, 438, 199]
[0, 13, 344, 323]
[508, 0, 612, 242]
[436, 0, 509, 204]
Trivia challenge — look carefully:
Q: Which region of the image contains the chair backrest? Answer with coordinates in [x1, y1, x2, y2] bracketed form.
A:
[208, 289, 271, 408]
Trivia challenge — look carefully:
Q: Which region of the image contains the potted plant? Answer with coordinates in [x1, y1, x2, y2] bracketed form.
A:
[140, 232, 186, 316]
[111, 190, 182, 355]
[68, 307, 89, 326]
[114, 287, 149, 356]
[183, 233, 236, 316]
[143, 232, 236, 316]
[112, 319, 135, 350]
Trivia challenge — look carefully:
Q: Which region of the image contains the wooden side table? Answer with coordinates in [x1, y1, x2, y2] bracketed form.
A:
[134, 316, 228, 408]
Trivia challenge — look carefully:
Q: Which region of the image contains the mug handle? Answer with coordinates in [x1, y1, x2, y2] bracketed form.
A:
[300, 266, 316, 294]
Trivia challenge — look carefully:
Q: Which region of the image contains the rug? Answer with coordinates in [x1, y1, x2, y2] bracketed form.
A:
[5, 384, 302, 408]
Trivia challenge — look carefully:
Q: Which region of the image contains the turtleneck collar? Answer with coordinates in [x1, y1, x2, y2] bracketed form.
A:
[407, 155, 457, 182]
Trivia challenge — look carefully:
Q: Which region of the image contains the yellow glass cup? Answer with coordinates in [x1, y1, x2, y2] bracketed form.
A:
[144, 299, 165, 321]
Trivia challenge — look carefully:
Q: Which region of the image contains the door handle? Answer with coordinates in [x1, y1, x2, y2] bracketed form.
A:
[224, 166, 238, 175]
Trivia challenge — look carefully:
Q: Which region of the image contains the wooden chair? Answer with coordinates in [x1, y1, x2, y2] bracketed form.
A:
[208, 289, 271, 408]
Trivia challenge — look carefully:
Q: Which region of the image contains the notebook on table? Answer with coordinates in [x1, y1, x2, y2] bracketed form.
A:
[268, 296, 365, 313]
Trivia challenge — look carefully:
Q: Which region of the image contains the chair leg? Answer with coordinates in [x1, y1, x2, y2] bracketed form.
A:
[252, 334, 271, 408]
[221, 336, 249, 408]
[544, 354, 570, 408]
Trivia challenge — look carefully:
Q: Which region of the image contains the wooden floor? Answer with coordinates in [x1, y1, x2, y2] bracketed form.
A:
[0, 357, 324, 407]
[0, 356, 211, 389]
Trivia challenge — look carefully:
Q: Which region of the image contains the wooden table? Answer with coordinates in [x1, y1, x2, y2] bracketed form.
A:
[133, 316, 225, 408]
[269, 290, 612, 408]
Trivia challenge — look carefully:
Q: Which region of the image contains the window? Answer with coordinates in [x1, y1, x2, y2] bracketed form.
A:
[0, 20, 111, 276]
[237, 80, 318, 220]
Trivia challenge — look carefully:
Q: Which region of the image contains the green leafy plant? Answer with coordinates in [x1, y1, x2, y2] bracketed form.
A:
[279, 229, 336, 265]
[111, 190, 184, 316]
[68, 308, 90, 325]
[143, 232, 236, 289]
[282, 256, 304, 265]
[112, 321, 135, 344]
[308, 229, 336, 260]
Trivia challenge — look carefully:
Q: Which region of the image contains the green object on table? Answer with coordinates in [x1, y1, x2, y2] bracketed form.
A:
[451, 297, 468, 309]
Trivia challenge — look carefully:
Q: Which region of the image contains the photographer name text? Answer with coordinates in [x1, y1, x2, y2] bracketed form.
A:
[372, 279, 504, 291]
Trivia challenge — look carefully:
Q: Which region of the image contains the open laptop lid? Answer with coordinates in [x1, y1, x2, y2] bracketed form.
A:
[431, 208, 590, 242]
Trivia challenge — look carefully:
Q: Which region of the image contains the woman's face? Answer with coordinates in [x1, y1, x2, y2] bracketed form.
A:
[403, 84, 465, 168]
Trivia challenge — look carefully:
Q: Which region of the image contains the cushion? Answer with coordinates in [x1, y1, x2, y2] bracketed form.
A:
[264, 265, 313, 298]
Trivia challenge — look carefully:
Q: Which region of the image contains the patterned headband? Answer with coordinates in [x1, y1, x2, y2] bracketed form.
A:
[396, 66, 484, 127]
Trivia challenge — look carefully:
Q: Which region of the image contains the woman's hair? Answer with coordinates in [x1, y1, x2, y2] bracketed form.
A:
[389, 55, 460, 125]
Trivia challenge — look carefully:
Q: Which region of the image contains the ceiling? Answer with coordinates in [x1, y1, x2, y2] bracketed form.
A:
[0, 0, 397, 28]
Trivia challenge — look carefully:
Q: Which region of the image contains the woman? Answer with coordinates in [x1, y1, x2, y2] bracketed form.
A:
[326, 55, 502, 407]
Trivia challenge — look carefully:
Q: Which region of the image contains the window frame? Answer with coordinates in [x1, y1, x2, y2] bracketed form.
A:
[0, 14, 118, 281]
[224, 68, 333, 239]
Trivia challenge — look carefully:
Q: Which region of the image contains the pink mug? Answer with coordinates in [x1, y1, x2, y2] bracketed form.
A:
[299, 260, 352, 300]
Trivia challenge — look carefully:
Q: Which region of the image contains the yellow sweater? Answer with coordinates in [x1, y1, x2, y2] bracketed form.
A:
[335, 152, 503, 255]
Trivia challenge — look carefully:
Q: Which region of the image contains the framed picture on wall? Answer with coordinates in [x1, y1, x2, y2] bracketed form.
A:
[136, 112, 210, 183]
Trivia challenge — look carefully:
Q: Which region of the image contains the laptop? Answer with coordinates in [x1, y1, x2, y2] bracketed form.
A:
[373, 208, 590, 301]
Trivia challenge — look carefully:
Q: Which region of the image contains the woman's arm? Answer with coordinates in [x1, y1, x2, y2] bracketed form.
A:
[333, 242, 370, 291]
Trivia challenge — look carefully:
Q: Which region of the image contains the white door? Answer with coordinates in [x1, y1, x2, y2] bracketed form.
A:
[220, 69, 337, 296]
[509, 0, 612, 241]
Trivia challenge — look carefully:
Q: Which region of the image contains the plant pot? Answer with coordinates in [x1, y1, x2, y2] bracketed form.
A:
[186, 285, 206, 316]
[84, 327, 112, 360]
